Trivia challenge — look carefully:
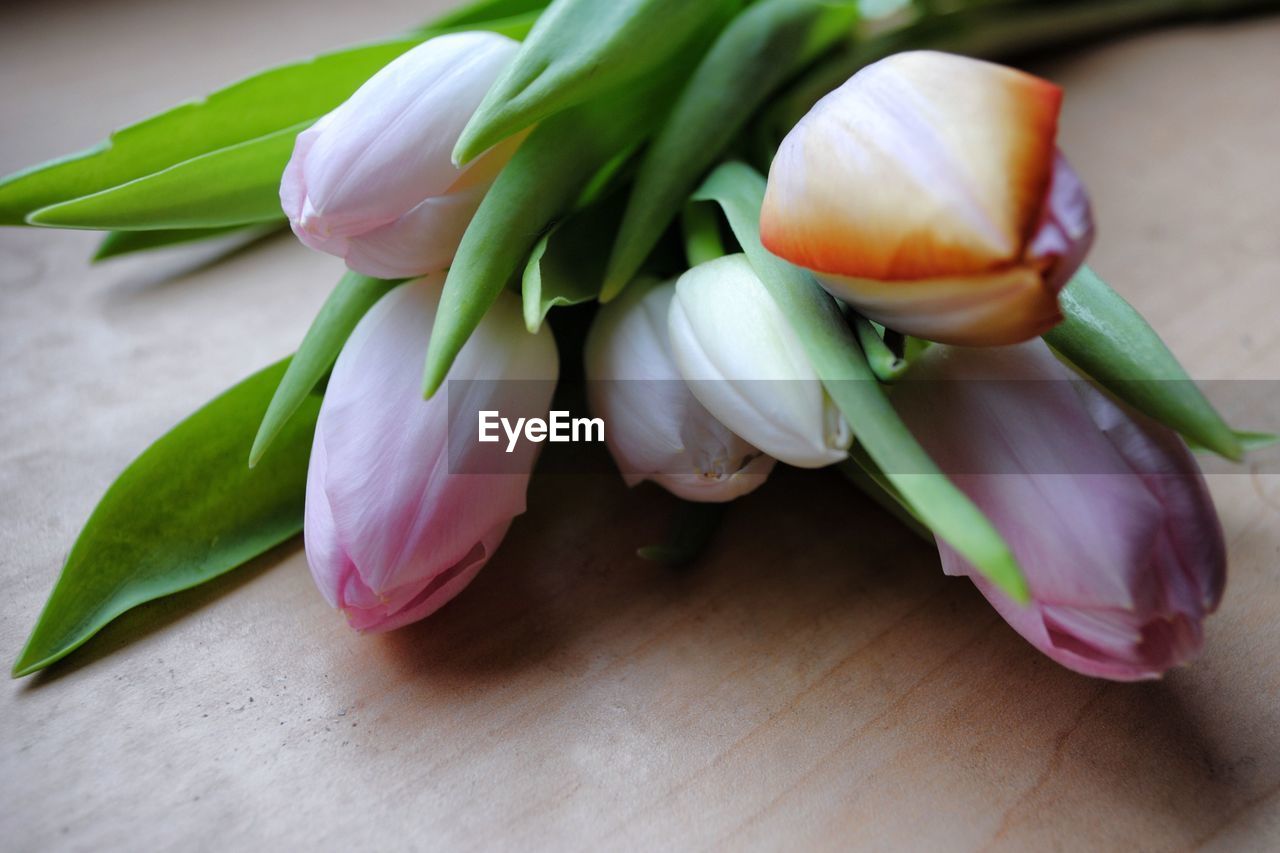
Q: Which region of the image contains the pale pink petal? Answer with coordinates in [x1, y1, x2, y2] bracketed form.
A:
[302, 32, 518, 231]
[895, 340, 1225, 680]
[1027, 152, 1095, 292]
[304, 273, 557, 631]
[340, 180, 489, 279]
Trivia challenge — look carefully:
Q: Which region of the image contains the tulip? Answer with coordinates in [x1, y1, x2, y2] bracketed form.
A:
[281, 32, 522, 279]
[761, 50, 1094, 346]
[668, 254, 851, 468]
[892, 340, 1225, 680]
[585, 277, 776, 501]
[305, 275, 558, 631]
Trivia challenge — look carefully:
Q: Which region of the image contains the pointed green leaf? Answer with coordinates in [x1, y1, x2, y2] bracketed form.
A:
[26, 123, 305, 230]
[603, 0, 857, 298]
[1185, 430, 1277, 455]
[680, 202, 728, 268]
[1234, 431, 1278, 453]
[12, 359, 318, 678]
[424, 43, 708, 396]
[0, 39, 426, 226]
[1, 13, 544, 233]
[1045, 266, 1242, 461]
[251, 273, 401, 467]
[419, 9, 546, 40]
[92, 223, 280, 261]
[424, 0, 549, 29]
[453, 0, 741, 165]
[694, 161, 1027, 603]
[522, 191, 627, 332]
[424, 105, 636, 394]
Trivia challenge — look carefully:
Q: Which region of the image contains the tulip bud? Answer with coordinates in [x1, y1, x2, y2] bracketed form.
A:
[668, 254, 851, 469]
[281, 32, 522, 279]
[305, 275, 558, 632]
[585, 277, 776, 501]
[893, 341, 1225, 680]
[761, 50, 1094, 346]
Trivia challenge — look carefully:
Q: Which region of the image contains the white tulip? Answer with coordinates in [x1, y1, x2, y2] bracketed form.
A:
[585, 277, 774, 501]
[668, 254, 851, 469]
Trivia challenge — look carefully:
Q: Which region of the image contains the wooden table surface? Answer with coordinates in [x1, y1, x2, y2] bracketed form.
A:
[2, 2, 1278, 850]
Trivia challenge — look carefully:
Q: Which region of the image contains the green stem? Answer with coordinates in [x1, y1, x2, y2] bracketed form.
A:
[769, 0, 1280, 141]
[681, 202, 727, 268]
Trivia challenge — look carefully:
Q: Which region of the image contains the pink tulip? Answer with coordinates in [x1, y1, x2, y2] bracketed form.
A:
[281, 32, 521, 278]
[304, 275, 558, 631]
[892, 341, 1225, 680]
[761, 51, 1094, 346]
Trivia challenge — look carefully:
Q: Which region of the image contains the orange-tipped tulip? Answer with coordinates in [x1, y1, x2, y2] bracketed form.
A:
[761, 50, 1094, 346]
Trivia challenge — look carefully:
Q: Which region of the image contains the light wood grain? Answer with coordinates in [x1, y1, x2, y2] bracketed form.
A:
[2, 3, 1278, 850]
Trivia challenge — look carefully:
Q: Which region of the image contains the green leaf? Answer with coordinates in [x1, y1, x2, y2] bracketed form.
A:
[603, 0, 858, 298]
[1233, 431, 1279, 453]
[422, 9, 546, 40]
[424, 0, 549, 29]
[27, 124, 306, 230]
[859, 0, 912, 18]
[423, 36, 711, 397]
[1045, 266, 1243, 461]
[521, 191, 628, 333]
[12, 359, 318, 677]
[251, 273, 401, 467]
[0, 38, 425, 226]
[92, 223, 280, 261]
[453, 0, 742, 165]
[694, 161, 1028, 603]
[680, 202, 727, 268]
[1, 14, 545, 234]
[1185, 430, 1277, 455]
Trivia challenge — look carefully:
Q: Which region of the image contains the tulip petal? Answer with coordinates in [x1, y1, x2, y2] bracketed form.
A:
[340, 181, 489, 279]
[669, 255, 851, 469]
[815, 264, 1061, 346]
[762, 50, 1062, 282]
[1028, 152, 1095, 292]
[305, 273, 557, 631]
[585, 277, 775, 501]
[895, 340, 1225, 680]
[301, 32, 519, 231]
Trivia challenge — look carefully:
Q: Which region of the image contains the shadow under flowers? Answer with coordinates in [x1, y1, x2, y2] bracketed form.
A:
[355, 440, 1278, 846]
[369, 439, 943, 685]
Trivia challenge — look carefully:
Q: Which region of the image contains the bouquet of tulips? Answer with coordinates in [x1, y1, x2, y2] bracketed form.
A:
[7, 0, 1275, 681]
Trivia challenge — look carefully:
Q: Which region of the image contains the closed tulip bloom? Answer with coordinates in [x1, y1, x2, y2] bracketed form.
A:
[893, 341, 1225, 680]
[281, 32, 522, 278]
[761, 50, 1094, 346]
[305, 275, 557, 632]
[668, 254, 851, 469]
[585, 277, 775, 501]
